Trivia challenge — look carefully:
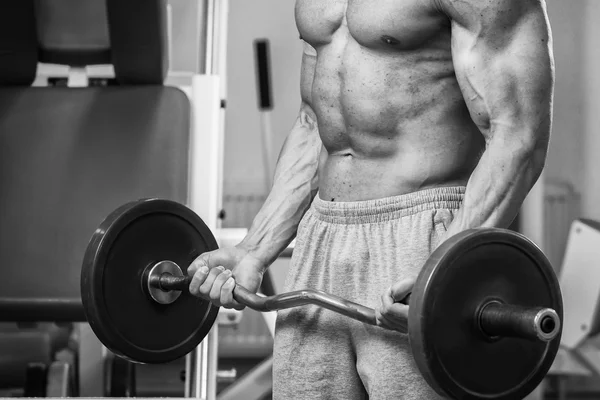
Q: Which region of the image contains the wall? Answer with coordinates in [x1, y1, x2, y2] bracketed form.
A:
[167, 0, 302, 197]
[221, 0, 587, 201]
[222, 0, 302, 196]
[167, 0, 590, 217]
[546, 0, 600, 223]
[544, 0, 585, 194]
[167, 0, 199, 72]
[582, 0, 600, 221]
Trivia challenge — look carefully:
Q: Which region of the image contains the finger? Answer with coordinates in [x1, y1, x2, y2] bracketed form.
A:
[381, 290, 409, 322]
[376, 305, 408, 333]
[188, 251, 212, 276]
[189, 265, 210, 296]
[379, 293, 409, 332]
[386, 303, 409, 324]
[198, 265, 226, 296]
[375, 308, 395, 330]
[188, 251, 232, 277]
[220, 277, 237, 308]
[386, 304, 409, 332]
[231, 296, 245, 311]
[188, 255, 206, 277]
[389, 279, 415, 303]
[209, 269, 232, 304]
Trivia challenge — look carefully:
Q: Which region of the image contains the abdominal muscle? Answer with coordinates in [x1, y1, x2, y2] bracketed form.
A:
[312, 40, 485, 202]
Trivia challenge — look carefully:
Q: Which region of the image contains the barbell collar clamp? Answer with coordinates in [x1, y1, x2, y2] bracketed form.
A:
[145, 261, 184, 305]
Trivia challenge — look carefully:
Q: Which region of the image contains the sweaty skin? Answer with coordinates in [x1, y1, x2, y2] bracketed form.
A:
[189, 0, 554, 324]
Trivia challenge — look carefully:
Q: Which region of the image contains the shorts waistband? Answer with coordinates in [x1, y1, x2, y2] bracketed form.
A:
[310, 186, 465, 224]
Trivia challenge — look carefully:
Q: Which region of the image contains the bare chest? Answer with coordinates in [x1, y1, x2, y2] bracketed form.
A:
[295, 0, 448, 51]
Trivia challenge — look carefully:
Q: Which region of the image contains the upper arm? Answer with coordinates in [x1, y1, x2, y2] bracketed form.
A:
[273, 40, 321, 186]
[299, 40, 319, 127]
[300, 40, 317, 109]
[439, 0, 554, 147]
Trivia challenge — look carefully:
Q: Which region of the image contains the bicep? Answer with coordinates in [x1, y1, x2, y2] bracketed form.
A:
[294, 41, 320, 142]
[300, 41, 317, 108]
[283, 41, 320, 146]
[449, 0, 554, 145]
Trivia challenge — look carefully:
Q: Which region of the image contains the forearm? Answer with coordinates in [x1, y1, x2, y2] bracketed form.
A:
[238, 105, 321, 266]
[443, 131, 548, 239]
[438, 0, 553, 242]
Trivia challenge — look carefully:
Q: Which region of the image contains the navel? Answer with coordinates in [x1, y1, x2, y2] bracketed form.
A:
[381, 35, 401, 46]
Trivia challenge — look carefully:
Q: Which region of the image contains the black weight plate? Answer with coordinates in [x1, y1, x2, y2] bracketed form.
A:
[81, 199, 220, 364]
[409, 228, 562, 400]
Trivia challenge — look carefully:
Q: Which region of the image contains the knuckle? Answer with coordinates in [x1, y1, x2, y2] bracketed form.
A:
[381, 303, 391, 315]
[221, 296, 234, 307]
[192, 271, 206, 283]
[212, 274, 224, 285]
[190, 280, 199, 290]
[199, 283, 211, 295]
[224, 290, 234, 303]
[193, 255, 208, 267]
[221, 269, 232, 278]
[210, 282, 221, 294]
[215, 274, 228, 287]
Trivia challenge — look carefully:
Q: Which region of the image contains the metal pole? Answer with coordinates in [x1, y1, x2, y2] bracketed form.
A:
[184, 352, 192, 397]
[204, 0, 216, 75]
[197, 0, 217, 75]
[521, 171, 545, 253]
[193, 339, 210, 399]
[260, 111, 274, 191]
[166, 4, 173, 71]
[214, 0, 228, 231]
[214, 0, 229, 86]
[189, 328, 218, 400]
[195, 0, 206, 74]
[187, 0, 225, 398]
[207, 325, 219, 398]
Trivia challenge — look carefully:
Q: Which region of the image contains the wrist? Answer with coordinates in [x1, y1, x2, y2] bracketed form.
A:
[235, 242, 270, 272]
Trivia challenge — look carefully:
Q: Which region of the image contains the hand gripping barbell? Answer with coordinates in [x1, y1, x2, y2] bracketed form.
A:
[81, 199, 562, 400]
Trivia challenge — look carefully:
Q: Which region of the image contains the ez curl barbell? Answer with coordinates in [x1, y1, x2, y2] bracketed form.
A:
[81, 198, 562, 400]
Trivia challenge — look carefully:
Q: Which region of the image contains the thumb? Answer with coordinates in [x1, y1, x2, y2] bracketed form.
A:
[187, 250, 228, 276]
[389, 278, 416, 303]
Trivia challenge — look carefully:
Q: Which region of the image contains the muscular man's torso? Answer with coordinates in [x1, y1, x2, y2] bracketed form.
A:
[296, 0, 485, 202]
